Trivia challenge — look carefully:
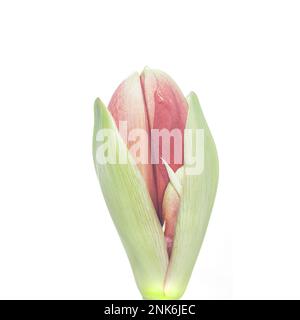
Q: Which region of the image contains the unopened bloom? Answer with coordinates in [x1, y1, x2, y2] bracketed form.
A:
[93, 68, 218, 299]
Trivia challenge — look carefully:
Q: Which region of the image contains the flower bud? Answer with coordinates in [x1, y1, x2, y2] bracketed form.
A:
[93, 68, 219, 299]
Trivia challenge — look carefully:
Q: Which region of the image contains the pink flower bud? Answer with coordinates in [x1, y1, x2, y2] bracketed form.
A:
[108, 68, 187, 254]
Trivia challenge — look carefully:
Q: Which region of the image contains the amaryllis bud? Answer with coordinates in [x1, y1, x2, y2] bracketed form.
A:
[93, 68, 219, 299]
[108, 68, 187, 253]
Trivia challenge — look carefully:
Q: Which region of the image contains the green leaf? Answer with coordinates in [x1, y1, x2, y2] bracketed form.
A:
[93, 98, 169, 299]
[164, 92, 219, 299]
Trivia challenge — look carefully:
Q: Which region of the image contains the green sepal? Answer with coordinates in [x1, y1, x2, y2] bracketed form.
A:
[93, 98, 169, 299]
[164, 92, 219, 299]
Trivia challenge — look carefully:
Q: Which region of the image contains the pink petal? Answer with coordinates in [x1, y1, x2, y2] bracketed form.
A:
[140, 68, 188, 222]
[162, 181, 180, 256]
[108, 72, 158, 212]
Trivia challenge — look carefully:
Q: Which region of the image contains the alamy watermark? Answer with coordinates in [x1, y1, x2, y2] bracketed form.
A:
[95, 121, 204, 175]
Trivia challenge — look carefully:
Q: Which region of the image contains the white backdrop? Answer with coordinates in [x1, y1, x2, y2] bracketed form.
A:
[0, 0, 299, 300]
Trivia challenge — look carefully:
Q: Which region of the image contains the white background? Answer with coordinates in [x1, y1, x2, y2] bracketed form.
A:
[0, 0, 299, 300]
